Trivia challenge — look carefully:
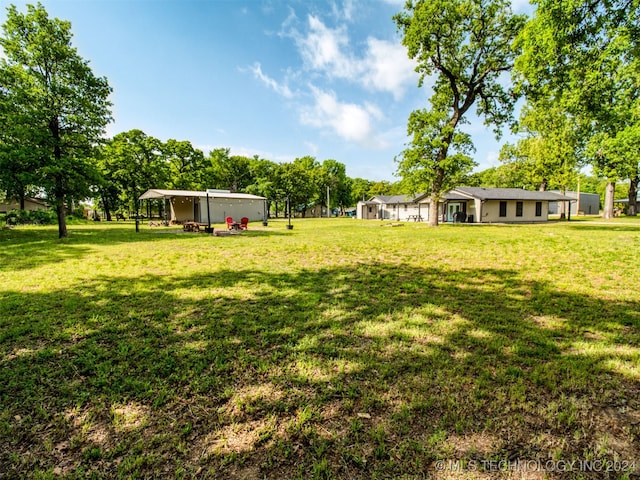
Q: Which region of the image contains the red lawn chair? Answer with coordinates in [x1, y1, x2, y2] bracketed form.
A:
[239, 217, 249, 230]
[226, 216, 234, 230]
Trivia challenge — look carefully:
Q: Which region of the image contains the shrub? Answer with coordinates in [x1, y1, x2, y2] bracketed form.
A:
[3, 209, 56, 225]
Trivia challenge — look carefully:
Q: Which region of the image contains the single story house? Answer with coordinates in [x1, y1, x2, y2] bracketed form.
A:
[442, 187, 574, 223]
[549, 191, 600, 215]
[357, 187, 573, 223]
[139, 189, 267, 224]
[0, 197, 48, 214]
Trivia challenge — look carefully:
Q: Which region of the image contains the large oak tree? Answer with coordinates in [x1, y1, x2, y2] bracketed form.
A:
[0, 3, 112, 237]
[394, 0, 526, 225]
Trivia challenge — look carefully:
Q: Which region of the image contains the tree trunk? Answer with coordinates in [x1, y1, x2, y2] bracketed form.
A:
[19, 191, 26, 210]
[429, 194, 440, 226]
[102, 195, 112, 221]
[628, 175, 638, 216]
[602, 181, 615, 219]
[49, 117, 68, 238]
[56, 195, 68, 238]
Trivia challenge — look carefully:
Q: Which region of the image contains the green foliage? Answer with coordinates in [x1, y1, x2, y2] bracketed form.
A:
[514, 0, 640, 216]
[205, 149, 253, 192]
[0, 3, 112, 238]
[98, 130, 165, 214]
[501, 98, 582, 191]
[394, 0, 526, 225]
[2, 208, 56, 225]
[466, 163, 527, 188]
[163, 139, 206, 190]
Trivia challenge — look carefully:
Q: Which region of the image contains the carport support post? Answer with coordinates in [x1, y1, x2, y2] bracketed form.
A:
[286, 196, 293, 229]
[135, 197, 139, 233]
[206, 192, 211, 232]
[327, 186, 330, 218]
[263, 198, 268, 226]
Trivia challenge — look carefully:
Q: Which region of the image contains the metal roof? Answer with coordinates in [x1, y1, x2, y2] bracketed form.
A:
[370, 194, 423, 203]
[453, 187, 573, 202]
[139, 189, 266, 201]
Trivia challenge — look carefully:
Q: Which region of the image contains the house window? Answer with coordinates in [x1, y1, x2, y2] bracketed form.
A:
[535, 201, 542, 217]
[499, 201, 507, 217]
[368, 207, 372, 213]
[404, 204, 407, 211]
[392, 204, 396, 210]
[516, 201, 523, 217]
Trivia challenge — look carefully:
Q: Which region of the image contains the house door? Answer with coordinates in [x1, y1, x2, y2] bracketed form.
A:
[447, 202, 466, 222]
[193, 201, 200, 222]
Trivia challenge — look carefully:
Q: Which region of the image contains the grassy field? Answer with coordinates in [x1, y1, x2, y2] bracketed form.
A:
[1, 218, 639, 479]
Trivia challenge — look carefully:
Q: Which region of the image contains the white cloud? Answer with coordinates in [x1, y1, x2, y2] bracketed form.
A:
[295, 15, 416, 98]
[330, 0, 356, 22]
[304, 141, 319, 155]
[298, 15, 357, 78]
[360, 38, 416, 100]
[300, 85, 386, 148]
[249, 62, 294, 98]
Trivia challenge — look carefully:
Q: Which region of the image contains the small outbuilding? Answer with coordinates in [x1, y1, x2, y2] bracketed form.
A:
[139, 189, 267, 225]
[549, 191, 600, 216]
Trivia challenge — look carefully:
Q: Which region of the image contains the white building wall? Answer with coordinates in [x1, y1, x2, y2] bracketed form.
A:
[481, 200, 548, 223]
[198, 197, 266, 223]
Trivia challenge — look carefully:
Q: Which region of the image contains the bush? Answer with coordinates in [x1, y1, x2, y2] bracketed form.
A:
[3, 209, 56, 225]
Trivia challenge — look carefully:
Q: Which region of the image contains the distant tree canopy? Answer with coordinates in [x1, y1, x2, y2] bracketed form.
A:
[92, 129, 409, 219]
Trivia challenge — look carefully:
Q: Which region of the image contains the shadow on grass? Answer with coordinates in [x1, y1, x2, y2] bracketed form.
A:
[0, 225, 288, 273]
[1, 263, 639, 478]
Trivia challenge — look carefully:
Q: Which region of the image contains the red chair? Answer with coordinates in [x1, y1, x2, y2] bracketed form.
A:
[226, 216, 234, 230]
[239, 217, 249, 230]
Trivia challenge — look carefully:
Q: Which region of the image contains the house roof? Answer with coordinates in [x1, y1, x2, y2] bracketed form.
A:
[442, 191, 471, 201]
[453, 187, 573, 202]
[0, 196, 48, 206]
[139, 189, 266, 201]
[369, 194, 423, 204]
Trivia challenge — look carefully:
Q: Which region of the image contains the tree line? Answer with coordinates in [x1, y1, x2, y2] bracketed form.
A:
[94, 129, 382, 222]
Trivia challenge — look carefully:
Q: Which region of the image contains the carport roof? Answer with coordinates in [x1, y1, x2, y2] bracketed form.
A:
[139, 189, 265, 201]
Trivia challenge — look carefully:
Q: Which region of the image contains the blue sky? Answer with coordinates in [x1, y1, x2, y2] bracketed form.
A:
[1, 0, 533, 181]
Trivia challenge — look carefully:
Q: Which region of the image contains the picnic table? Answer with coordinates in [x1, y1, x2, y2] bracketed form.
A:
[407, 215, 423, 222]
[183, 222, 208, 232]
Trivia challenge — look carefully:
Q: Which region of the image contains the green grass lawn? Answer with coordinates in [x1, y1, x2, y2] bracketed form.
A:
[1, 218, 639, 479]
